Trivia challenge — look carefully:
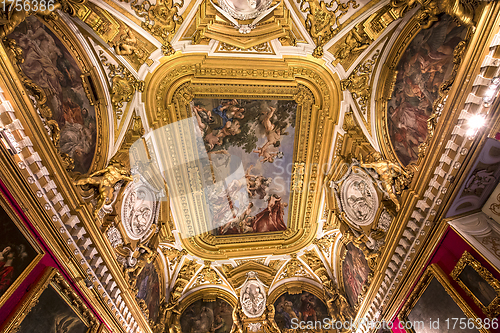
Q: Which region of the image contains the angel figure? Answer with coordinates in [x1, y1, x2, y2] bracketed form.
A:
[73, 162, 133, 219]
[358, 153, 411, 211]
[253, 146, 283, 163]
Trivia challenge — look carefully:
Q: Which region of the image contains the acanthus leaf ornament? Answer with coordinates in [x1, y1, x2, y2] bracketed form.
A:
[297, 0, 359, 58]
[341, 49, 380, 115]
[99, 51, 144, 119]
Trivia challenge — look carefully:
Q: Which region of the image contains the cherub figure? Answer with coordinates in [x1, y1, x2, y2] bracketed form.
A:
[113, 29, 138, 56]
[259, 106, 288, 150]
[73, 162, 133, 219]
[253, 146, 283, 163]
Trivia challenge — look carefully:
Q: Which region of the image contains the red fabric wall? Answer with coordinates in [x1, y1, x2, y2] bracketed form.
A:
[391, 227, 500, 332]
[0, 180, 105, 327]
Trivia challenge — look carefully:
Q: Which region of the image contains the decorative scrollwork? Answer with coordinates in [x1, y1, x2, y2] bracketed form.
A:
[296, 0, 359, 58]
[99, 51, 144, 119]
[390, 0, 479, 29]
[126, 0, 184, 56]
[341, 50, 380, 115]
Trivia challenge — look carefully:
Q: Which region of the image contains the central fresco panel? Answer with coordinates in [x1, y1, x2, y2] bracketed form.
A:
[191, 98, 297, 235]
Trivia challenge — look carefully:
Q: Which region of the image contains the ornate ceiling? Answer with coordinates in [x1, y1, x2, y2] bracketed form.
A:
[0, 0, 499, 332]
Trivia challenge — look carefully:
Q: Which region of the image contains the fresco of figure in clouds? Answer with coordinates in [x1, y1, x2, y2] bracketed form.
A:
[192, 99, 296, 236]
[9, 16, 97, 173]
[180, 298, 233, 333]
[387, 15, 467, 165]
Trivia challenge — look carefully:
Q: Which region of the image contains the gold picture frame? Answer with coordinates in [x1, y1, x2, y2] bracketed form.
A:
[0, 190, 44, 308]
[1, 267, 99, 333]
[399, 264, 488, 333]
[451, 251, 500, 318]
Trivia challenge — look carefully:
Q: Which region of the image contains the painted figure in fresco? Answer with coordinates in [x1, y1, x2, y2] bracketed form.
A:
[299, 293, 317, 322]
[192, 103, 243, 151]
[213, 314, 228, 333]
[9, 16, 97, 173]
[245, 165, 271, 199]
[252, 194, 287, 232]
[0, 244, 27, 295]
[253, 146, 283, 163]
[54, 314, 80, 333]
[259, 106, 288, 149]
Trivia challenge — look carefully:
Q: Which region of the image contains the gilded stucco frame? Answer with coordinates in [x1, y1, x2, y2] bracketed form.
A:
[450, 251, 500, 318]
[1, 267, 99, 333]
[143, 54, 340, 259]
[374, 15, 473, 169]
[0, 189, 44, 308]
[399, 264, 488, 333]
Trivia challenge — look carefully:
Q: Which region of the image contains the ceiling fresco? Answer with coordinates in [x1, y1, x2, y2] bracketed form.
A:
[191, 98, 296, 235]
[0, 0, 498, 333]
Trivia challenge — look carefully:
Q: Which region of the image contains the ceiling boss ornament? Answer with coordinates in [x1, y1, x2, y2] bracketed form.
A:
[211, 0, 280, 33]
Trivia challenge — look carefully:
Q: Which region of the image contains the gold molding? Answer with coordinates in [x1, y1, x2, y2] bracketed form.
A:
[0, 190, 44, 309]
[1, 267, 100, 333]
[450, 251, 500, 318]
[143, 54, 340, 260]
[191, 0, 293, 49]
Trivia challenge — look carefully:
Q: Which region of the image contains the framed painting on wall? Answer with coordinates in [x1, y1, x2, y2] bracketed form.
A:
[1, 267, 99, 333]
[399, 264, 487, 333]
[0, 191, 43, 307]
[451, 251, 500, 318]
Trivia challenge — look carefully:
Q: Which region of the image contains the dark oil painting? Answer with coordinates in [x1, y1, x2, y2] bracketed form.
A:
[9, 16, 97, 173]
[342, 242, 371, 307]
[191, 99, 296, 235]
[136, 261, 161, 324]
[0, 204, 37, 300]
[180, 298, 233, 333]
[273, 291, 329, 331]
[17, 285, 87, 333]
[387, 15, 467, 165]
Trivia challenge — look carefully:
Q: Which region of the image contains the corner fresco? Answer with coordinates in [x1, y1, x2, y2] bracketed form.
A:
[342, 242, 371, 307]
[180, 298, 233, 333]
[273, 291, 330, 331]
[191, 99, 296, 235]
[136, 261, 161, 324]
[387, 15, 466, 165]
[9, 16, 97, 174]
